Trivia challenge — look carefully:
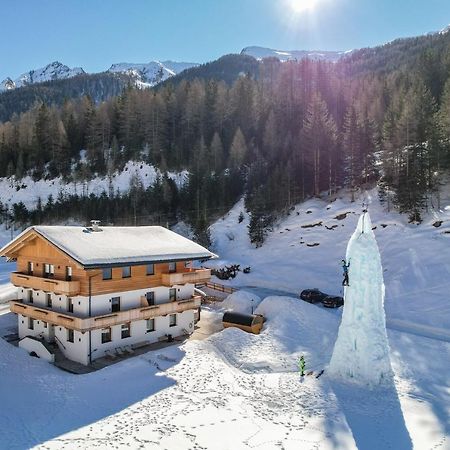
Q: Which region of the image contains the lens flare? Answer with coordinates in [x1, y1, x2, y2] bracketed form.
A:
[290, 0, 319, 13]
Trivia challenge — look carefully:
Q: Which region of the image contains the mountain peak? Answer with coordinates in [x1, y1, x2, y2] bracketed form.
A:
[107, 60, 198, 88]
[241, 46, 349, 62]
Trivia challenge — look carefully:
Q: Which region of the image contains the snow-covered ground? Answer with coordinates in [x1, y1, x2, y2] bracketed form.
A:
[0, 188, 448, 449]
[0, 294, 447, 449]
[0, 161, 188, 210]
[209, 190, 450, 333]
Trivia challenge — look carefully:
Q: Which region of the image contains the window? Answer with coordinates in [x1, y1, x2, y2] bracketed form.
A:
[101, 327, 112, 343]
[27, 290, 33, 304]
[169, 314, 177, 327]
[169, 288, 176, 302]
[168, 262, 177, 273]
[28, 317, 34, 330]
[184, 261, 191, 269]
[67, 329, 74, 343]
[43, 321, 47, 329]
[102, 268, 112, 280]
[68, 298, 74, 313]
[122, 266, 131, 278]
[65, 266, 72, 281]
[46, 293, 52, 308]
[146, 291, 155, 306]
[44, 263, 54, 279]
[111, 297, 121, 312]
[146, 263, 154, 275]
[27, 262, 34, 275]
[146, 318, 155, 333]
[121, 322, 131, 339]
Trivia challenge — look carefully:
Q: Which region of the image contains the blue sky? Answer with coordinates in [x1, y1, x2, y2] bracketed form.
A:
[1, 0, 450, 80]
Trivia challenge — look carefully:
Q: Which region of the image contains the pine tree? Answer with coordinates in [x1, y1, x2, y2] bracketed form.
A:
[302, 92, 337, 196]
[229, 127, 247, 169]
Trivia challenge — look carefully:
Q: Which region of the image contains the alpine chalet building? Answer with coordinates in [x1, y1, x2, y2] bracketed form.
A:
[0, 223, 215, 365]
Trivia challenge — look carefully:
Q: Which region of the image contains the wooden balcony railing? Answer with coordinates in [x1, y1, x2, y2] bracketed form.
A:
[10, 296, 201, 332]
[161, 268, 211, 287]
[11, 272, 80, 296]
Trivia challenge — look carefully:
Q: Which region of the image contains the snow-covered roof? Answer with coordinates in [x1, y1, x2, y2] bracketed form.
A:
[1, 225, 216, 268]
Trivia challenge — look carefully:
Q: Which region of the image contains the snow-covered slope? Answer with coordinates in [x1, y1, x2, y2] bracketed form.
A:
[241, 46, 351, 62]
[0, 161, 188, 210]
[107, 60, 198, 88]
[209, 190, 450, 333]
[0, 62, 84, 91]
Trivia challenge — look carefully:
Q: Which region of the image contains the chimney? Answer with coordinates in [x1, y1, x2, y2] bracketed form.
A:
[90, 220, 101, 232]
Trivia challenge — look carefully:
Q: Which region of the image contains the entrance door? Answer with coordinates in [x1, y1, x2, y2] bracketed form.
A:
[48, 324, 55, 343]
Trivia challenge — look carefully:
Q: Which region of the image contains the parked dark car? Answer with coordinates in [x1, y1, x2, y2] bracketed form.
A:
[300, 288, 329, 304]
[322, 295, 344, 308]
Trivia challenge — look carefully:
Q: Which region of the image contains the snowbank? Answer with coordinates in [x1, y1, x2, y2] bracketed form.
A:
[0, 284, 17, 304]
[210, 295, 339, 374]
[221, 290, 261, 314]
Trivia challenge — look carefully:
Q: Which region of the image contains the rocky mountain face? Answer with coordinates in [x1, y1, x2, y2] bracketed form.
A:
[0, 61, 85, 91]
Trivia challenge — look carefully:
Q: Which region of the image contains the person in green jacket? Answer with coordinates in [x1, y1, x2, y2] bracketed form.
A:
[298, 355, 306, 376]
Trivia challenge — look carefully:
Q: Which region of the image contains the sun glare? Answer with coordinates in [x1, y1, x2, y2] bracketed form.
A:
[289, 0, 319, 13]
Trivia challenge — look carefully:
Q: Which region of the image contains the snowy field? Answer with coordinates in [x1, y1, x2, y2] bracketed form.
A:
[0, 189, 448, 449]
[0, 296, 448, 449]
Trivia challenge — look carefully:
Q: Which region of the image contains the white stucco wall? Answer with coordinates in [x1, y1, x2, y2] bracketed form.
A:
[87, 283, 194, 316]
[18, 284, 195, 318]
[90, 310, 195, 361]
[54, 326, 90, 365]
[18, 313, 54, 342]
[16, 283, 196, 365]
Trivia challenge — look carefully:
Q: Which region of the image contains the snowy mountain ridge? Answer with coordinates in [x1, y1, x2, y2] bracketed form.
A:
[0, 61, 85, 91]
[241, 46, 352, 62]
[0, 60, 198, 92]
[107, 60, 198, 88]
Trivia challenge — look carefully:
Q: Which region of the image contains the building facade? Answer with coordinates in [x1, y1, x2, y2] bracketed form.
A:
[0, 225, 214, 365]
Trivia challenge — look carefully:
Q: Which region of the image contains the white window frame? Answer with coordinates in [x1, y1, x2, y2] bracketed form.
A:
[169, 314, 177, 327]
[121, 322, 131, 339]
[44, 263, 55, 278]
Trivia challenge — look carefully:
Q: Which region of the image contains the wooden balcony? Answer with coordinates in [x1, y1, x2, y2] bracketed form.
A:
[11, 272, 80, 296]
[10, 296, 201, 332]
[161, 268, 211, 287]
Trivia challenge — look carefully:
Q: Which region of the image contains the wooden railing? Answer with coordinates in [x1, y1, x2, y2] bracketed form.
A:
[10, 296, 201, 332]
[11, 272, 80, 296]
[161, 268, 211, 287]
[205, 281, 237, 294]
